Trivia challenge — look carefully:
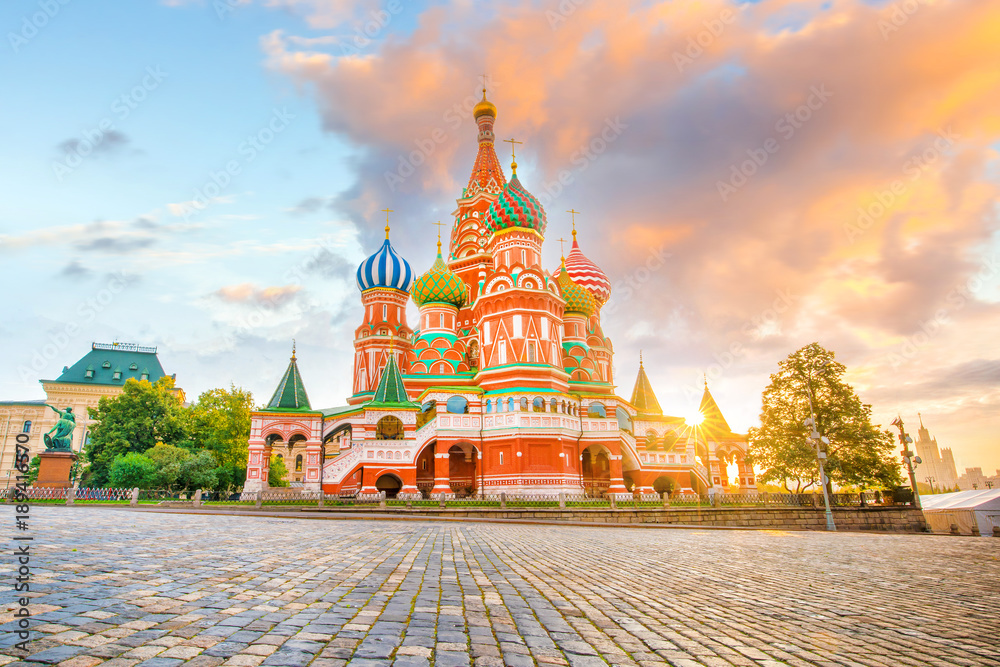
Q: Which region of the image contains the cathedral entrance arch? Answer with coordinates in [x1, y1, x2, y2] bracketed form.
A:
[581, 444, 611, 497]
[376, 415, 404, 440]
[448, 442, 479, 496]
[375, 473, 403, 498]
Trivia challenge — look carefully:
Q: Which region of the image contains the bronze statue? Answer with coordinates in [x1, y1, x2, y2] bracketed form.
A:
[43, 405, 76, 452]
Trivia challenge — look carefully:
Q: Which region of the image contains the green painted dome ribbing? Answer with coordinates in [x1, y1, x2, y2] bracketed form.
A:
[484, 173, 547, 236]
[411, 247, 469, 308]
[556, 264, 597, 318]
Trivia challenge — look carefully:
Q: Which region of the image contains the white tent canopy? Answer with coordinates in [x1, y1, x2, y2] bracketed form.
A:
[922, 489, 1000, 536]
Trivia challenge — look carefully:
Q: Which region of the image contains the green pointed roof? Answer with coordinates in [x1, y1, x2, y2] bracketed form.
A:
[266, 351, 311, 411]
[630, 356, 662, 415]
[699, 380, 732, 435]
[369, 354, 417, 408]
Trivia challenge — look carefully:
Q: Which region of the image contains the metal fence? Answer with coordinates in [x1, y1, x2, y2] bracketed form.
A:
[5, 487, 906, 509]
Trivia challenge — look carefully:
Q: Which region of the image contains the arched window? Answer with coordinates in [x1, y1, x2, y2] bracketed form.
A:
[485, 400, 492, 414]
[587, 403, 607, 418]
[532, 397, 544, 412]
[446, 396, 469, 414]
[376, 415, 405, 440]
[22, 421, 31, 434]
[519, 397, 528, 411]
[550, 398, 558, 412]
[507, 397, 514, 412]
[295, 455, 303, 472]
[616, 408, 632, 432]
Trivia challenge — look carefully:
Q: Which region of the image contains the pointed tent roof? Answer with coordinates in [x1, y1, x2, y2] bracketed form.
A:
[630, 355, 662, 415]
[266, 347, 311, 411]
[369, 354, 418, 408]
[698, 379, 733, 435]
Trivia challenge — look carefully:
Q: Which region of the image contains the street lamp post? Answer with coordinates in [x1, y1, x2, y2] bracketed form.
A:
[891, 416, 922, 509]
[925, 476, 936, 495]
[803, 363, 835, 531]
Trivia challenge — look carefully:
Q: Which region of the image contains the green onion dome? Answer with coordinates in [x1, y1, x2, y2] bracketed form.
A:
[484, 169, 547, 236]
[411, 242, 469, 309]
[556, 261, 597, 318]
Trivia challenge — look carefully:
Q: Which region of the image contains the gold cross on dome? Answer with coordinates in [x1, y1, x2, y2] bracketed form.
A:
[433, 221, 445, 252]
[567, 209, 580, 237]
[558, 237, 567, 259]
[481, 73, 489, 91]
[502, 137, 522, 163]
[381, 208, 393, 238]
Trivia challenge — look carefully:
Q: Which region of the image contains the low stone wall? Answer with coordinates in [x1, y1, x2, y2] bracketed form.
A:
[293, 505, 926, 532]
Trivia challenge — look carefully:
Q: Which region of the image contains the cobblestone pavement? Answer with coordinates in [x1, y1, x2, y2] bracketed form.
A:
[1, 508, 998, 667]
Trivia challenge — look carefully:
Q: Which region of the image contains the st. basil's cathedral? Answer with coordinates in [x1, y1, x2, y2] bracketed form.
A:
[243, 88, 752, 498]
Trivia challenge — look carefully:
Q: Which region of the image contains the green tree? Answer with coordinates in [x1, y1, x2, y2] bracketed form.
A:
[178, 451, 218, 495]
[109, 452, 159, 489]
[268, 455, 289, 487]
[748, 343, 902, 494]
[24, 456, 40, 485]
[189, 385, 253, 468]
[84, 377, 190, 487]
[145, 444, 191, 490]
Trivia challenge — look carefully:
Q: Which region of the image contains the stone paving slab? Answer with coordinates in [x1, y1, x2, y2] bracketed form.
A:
[0, 507, 997, 667]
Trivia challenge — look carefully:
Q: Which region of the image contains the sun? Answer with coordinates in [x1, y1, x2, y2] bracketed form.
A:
[685, 410, 704, 427]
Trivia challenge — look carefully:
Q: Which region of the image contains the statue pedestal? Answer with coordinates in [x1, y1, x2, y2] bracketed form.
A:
[36, 452, 77, 489]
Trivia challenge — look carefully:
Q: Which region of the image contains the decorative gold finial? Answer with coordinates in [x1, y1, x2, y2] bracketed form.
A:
[433, 221, 445, 254]
[567, 209, 580, 239]
[704, 373, 708, 389]
[292, 338, 296, 360]
[381, 208, 393, 238]
[503, 137, 522, 173]
[481, 73, 488, 94]
[639, 350, 643, 367]
[558, 237, 567, 260]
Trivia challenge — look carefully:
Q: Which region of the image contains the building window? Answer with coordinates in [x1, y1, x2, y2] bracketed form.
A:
[421, 459, 427, 471]
[140, 369, 149, 381]
[439, 313, 445, 328]
[527, 342, 536, 363]
[499, 451, 505, 465]
[588, 403, 607, 418]
[520, 397, 528, 411]
[512, 315, 522, 338]
[112, 367, 122, 380]
[540, 318, 548, 340]
[484, 321, 491, 344]
[504, 250, 510, 266]
[507, 397, 514, 412]
[521, 249, 526, 265]
[532, 397, 544, 412]
[498, 340, 507, 364]
[382, 304, 388, 320]
[84, 366, 95, 379]
[397, 306, 401, 320]
[486, 400, 492, 414]
[295, 455, 303, 472]
[22, 421, 31, 434]
[102, 361, 111, 369]
[446, 396, 469, 414]
[129, 363, 138, 371]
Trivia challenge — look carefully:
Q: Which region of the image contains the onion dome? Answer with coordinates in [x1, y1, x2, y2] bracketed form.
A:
[473, 88, 497, 120]
[555, 261, 597, 318]
[411, 240, 469, 308]
[484, 170, 547, 236]
[565, 230, 611, 305]
[356, 228, 413, 293]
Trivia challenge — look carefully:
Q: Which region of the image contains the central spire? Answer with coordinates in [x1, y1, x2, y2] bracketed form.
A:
[465, 84, 505, 198]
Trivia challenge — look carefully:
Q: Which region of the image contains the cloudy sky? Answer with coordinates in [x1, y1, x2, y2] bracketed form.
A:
[1, 0, 998, 474]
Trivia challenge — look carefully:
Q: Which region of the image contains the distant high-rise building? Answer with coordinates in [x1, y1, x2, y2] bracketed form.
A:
[957, 467, 1000, 491]
[914, 414, 958, 491]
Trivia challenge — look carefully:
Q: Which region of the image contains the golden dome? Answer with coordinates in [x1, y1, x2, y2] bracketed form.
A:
[473, 89, 497, 120]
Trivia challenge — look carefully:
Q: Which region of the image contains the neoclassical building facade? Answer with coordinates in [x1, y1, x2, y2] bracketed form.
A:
[0, 342, 180, 487]
[244, 90, 750, 498]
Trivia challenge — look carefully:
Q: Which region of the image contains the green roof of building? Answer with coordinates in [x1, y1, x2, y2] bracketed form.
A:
[630, 357, 662, 415]
[266, 352, 311, 411]
[368, 355, 418, 409]
[45, 343, 169, 387]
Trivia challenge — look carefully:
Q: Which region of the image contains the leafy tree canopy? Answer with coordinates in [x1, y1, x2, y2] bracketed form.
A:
[109, 452, 159, 489]
[747, 343, 902, 493]
[84, 377, 189, 487]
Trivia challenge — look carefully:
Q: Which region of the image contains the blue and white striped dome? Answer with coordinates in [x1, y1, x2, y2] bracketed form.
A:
[356, 238, 413, 293]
